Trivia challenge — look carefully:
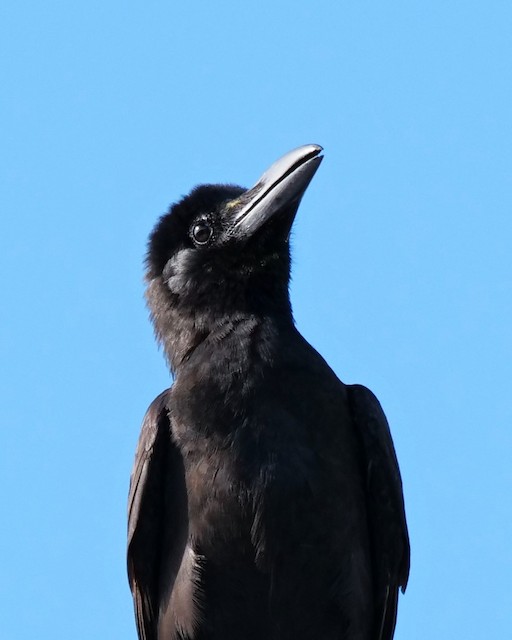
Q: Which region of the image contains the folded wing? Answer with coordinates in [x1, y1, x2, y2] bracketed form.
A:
[347, 384, 410, 640]
[127, 390, 188, 640]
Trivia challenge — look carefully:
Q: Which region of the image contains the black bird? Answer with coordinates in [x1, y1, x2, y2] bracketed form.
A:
[127, 145, 409, 640]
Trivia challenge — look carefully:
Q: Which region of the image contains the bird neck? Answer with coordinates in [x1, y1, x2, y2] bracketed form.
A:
[171, 310, 294, 374]
[146, 277, 294, 374]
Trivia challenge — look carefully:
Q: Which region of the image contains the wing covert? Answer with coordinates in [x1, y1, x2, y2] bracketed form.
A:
[127, 389, 187, 640]
[347, 384, 410, 640]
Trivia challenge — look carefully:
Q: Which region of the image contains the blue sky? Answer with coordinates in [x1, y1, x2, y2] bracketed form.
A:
[1, 2, 511, 638]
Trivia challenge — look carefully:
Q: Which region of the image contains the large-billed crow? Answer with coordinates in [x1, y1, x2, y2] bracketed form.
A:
[127, 145, 409, 640]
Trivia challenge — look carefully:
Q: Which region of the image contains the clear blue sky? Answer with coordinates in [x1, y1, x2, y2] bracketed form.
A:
[1, 2, 511, 638]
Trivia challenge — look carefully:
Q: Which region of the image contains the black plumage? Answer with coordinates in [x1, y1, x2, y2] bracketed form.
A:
[127, 145, 409, 640]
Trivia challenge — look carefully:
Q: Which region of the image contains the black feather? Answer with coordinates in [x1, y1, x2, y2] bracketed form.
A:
[127, 146, 409, 640]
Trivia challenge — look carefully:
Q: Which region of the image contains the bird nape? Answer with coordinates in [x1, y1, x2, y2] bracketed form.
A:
[127, 145, 409, 640]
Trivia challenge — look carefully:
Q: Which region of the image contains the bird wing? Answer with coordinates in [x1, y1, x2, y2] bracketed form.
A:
[127, 389, 187, 640]
[347, 384, 410, 640]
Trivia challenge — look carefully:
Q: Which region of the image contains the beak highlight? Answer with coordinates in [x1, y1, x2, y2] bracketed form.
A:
[230, 144, 323, 238]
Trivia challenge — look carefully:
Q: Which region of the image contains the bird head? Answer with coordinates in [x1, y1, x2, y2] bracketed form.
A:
[145, 144, 323, 369]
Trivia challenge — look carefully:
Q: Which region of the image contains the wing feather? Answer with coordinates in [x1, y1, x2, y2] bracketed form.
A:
[348, 384, 410, 640]
[127, 389, 187, 640]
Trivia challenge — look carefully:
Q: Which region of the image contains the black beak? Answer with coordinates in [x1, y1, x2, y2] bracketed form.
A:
[230, 144, 323, 238]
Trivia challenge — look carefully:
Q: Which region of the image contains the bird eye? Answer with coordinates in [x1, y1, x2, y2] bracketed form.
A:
[191, 220, 213, 245]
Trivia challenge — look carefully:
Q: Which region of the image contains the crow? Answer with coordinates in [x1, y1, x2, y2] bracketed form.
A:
[127, 145, 409, 640]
